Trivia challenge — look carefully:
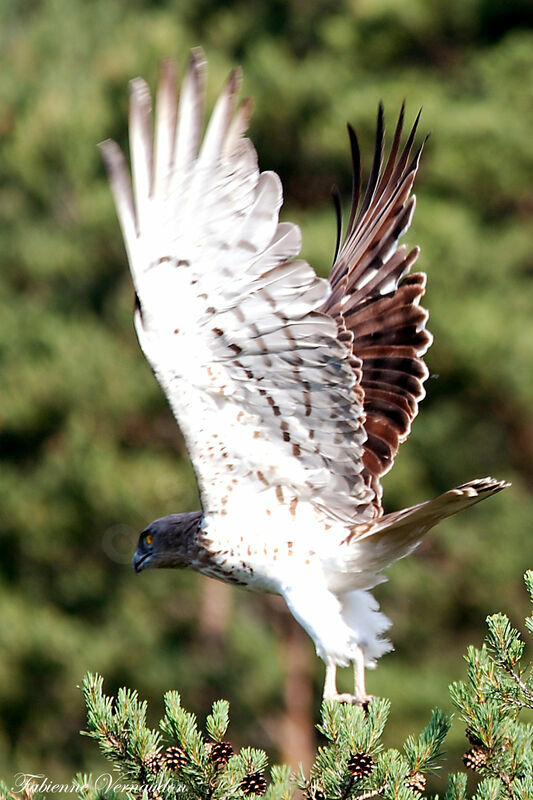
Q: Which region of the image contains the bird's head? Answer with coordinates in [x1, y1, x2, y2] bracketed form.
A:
[132, 511, 203, 573]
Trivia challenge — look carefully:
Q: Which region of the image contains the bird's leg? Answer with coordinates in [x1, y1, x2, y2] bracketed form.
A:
[323, 653, 369, 705]
[323, 661, 339, 701]
[352, 644, 371, 706]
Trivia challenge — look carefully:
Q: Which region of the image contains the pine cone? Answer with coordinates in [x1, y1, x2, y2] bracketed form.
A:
[463, 746, 487, 771]
[241, 771, 267, 795]
[347, 752, 375, 779]
[205, 740, 234, 767]
[465, 727, 484, 747]
[144, 751, 164, 774]
[164, 745, 188, 771]
[405, 772, 426, 792]
[305, 782, 326, 800]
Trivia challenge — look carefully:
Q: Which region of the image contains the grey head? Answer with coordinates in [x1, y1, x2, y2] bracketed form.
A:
[132, 511, 203, 573]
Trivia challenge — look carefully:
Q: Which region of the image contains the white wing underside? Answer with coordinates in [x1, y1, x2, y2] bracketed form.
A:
[101, 53, 377, 530]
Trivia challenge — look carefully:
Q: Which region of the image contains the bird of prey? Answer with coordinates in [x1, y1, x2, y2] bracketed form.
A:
[101, 51, 509, 705]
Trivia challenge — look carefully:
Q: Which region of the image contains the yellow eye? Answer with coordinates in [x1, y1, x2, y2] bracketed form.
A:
[145, 533, 153, 545]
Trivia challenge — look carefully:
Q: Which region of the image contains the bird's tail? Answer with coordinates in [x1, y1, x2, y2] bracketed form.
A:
[345, 477, 510, 570]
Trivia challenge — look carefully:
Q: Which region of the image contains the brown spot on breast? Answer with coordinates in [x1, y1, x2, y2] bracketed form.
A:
[257, 470, 268, 486]
[253, 431, 260, 439]
[289, 497, 298, 516]
[275, 485, 284, 504]
[292, 443, 301, 457]
[174, 328, 180, 334]
[212, 327, 224, 337]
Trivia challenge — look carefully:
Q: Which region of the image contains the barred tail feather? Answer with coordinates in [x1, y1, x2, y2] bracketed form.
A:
[347, 477, 510, 570]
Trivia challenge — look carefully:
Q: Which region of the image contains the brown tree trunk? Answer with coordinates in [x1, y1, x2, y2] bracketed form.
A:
[265, 596, 316, 772]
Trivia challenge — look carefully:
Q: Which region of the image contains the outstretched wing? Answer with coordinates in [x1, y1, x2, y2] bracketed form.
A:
[101, 52, 377, 526]
[322, 106, 432, 511]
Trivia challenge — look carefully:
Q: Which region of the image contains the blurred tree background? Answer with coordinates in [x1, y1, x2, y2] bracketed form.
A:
[0, 0, 532, 791]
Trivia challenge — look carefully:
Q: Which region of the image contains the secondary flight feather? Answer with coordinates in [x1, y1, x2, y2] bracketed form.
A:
[101, 50, 508, 703]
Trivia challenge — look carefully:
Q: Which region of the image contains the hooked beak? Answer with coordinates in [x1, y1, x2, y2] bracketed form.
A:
[132, 550, 151, 573]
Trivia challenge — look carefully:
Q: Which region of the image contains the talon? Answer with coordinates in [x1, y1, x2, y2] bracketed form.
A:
[324, 691, 372, 707]
[361, 695, 373, 712]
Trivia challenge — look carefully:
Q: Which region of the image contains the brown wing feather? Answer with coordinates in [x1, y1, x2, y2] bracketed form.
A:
[322, 107, 432, 512]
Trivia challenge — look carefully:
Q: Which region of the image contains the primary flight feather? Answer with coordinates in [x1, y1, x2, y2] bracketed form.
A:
[101, 51, 508, 704]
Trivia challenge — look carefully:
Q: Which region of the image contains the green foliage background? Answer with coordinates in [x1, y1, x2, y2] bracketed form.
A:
[0, 0, 532, 787]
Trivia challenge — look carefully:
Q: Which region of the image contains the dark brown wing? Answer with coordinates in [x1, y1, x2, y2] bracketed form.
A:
[321, 105, 432, 513]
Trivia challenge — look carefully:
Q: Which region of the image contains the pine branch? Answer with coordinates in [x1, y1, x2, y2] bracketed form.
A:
[4, 569, 533, 800]
[450, 572, 533, 800]
[403, 708, 451, 774]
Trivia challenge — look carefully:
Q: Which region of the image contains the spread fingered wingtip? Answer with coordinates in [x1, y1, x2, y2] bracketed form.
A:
[157, 58, 178, 103]
[189, 46, 206, 71]
[197, 58, 242, 167]
[227, 65, 243, 95]
[98, 138, 138, 249]
[185, 47, 207, 97]
[98, 137, 117, 163]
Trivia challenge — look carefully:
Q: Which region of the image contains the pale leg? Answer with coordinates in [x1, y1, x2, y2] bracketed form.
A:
[323, 661, 338, 700]
[352, 643, 370, 705]
[322, 646, 370, 705]
[323, 655, 368, 705]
